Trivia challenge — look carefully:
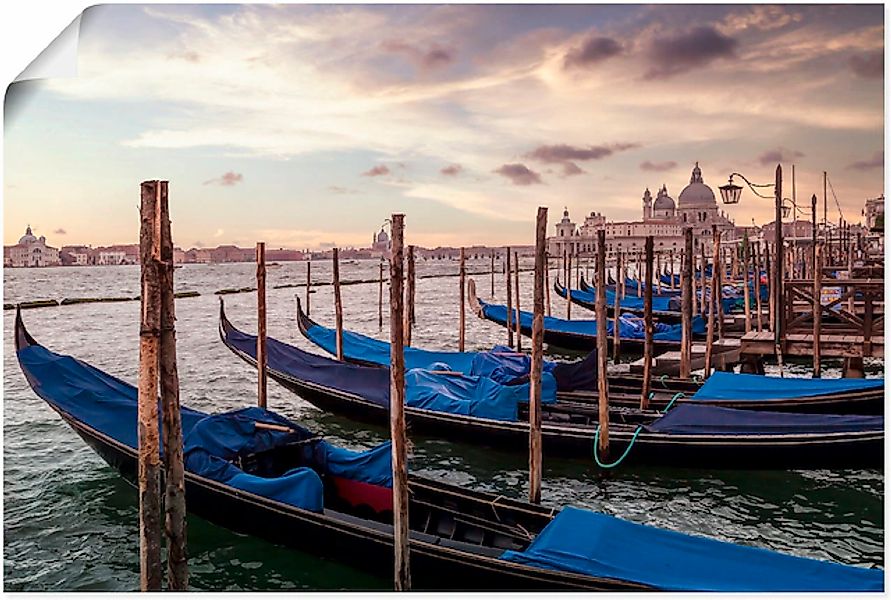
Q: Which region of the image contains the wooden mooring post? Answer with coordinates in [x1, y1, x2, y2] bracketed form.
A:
[490, 249, 496, 297]
[459, 247, 466, 351]
[505, 247, 514, 347]
[753, 241, 763, 332]
[545, 252, 552, 317]
[640, 236, 654, 410]
[332, 247, 344, 361]
[565, 248, 572, 320]
[812, 243, 822, 377]
[378, 257, 384, 329]
[514, 250, 522, 352]
[742, 232, 751, 334]
[388, 214, 411, 591]
[138, 181, 163, 591]
[595, 230, 610, 460]
[157, 182, 188, 590]
[257, 242, 268, 408]
[612, 251, 621, 360]
[704, 226, 718, 376]
[405, 245, 415, 347]
[529, 207, 547, 504]
[305, 259, 312, 316]
[680, 227, 693, 379]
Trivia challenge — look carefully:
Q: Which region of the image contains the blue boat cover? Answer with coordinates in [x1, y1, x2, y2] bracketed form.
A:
[17, 341, 393, 514]
[478, 299, 704, 341]
[559, 282, 676, 312]
[301, 318, 560, 385]
[224, 318, 555, 421]
[645, 404, 883, 435]
[502, 506, 882, 591]
[693, 371, 885, 401]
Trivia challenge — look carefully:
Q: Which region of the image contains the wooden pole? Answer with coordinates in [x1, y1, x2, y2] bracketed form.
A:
[813, 243, 822, 378]
[306, 259, 312, 316]
[405, 245, 415, 347]
[565, 249, 572, 320]
[612, 251, 621, 361]
[641, 236, 654, 410]
[773, 164, 784, 348]
[388, 214, 411, 591]
[378, 257, 384, 329]
[490, 249, 496, 297]
[332, 247, 343, 361]
[669, 249, 675, 291]
[680, 228, 693, 379]
[754, 242, 763, 332]
[704, 226, 718, 375]
[742, 232, 752, 334]
[459, 247, 466, 351]
[699, 241, 708, 319]
[766, 242, 775, 333]
[505, 247, 514, 347]
[256, 242, 268, 408]
[545, 252, 552, 316]
[157, 181, 188, 590]
[595, 230, 609, 460]
[636, 250, 643, 296]
[529, 207, 547, 504]
[138, 180, 162, 591]
[514, 250, 522, 352]
[716, 232, 725, 340]
[656, 252, 662, 294]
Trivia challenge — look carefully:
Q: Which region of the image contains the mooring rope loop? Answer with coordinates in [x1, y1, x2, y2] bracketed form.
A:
[659, 374, 668, 388]
[663, 392, 686, 413]
[593, 424, 643, 469]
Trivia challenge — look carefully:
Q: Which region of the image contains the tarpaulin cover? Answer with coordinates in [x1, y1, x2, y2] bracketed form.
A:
[559, 282, 675, 312]
[17, 343, 206, 450]
[405, 368, 555, 422]
[581, 277, 680, 298]
[501, 506, 883, 591]
[478, 299, 703, 341]
[183, 407, 325, 511]
[692, 371, 885, 401]
[644, 404, 883, 435]
[300, 318, 563, 386]
[224, 316, 554, 421]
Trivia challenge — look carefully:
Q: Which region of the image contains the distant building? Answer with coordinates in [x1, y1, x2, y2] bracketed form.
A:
[4, 226, 60, 267]
[371, 227, 391, 257]
[60, 245, 93, 266]
[548, 163, 740, 259]
[864, 195, 884, 232]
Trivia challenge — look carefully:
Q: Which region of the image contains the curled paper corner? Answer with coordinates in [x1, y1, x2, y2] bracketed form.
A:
[14, 12, 82, 83]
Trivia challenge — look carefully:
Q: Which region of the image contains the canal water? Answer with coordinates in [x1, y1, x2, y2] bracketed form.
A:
[3, 261, 884, 590]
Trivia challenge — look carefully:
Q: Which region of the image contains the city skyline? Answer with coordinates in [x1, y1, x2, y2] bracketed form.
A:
[4, 4, 884, 249]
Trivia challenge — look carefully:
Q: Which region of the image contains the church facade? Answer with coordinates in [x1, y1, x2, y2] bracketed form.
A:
[547, 163, 740, 259]
[4, 226, 60, 267]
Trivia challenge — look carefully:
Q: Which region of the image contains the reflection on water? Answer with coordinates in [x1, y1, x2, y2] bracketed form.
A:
[3, 262, 884, 590]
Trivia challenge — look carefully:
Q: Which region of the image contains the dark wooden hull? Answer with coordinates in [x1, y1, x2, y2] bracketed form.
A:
[56, 407, 640, 591]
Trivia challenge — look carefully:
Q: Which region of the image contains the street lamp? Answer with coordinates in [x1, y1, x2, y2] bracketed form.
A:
[719, 166, 784, 349]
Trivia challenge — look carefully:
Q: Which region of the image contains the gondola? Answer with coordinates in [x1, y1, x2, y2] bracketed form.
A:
[294, 299, 885, 415]
[556, 278, 686, 323]
[15, 311, 883, 591]
[471, 280, 701, 352]
[220, 301, 883, 468]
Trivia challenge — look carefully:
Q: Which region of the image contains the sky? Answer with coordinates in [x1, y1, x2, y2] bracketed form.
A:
[3, 4, 885, 250]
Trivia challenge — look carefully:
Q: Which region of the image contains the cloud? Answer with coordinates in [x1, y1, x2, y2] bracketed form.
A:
[203, 171, 243, 186]
[328, 185, 358, 194]
[440, 163, 462, 176]
[564, 35, 622, 70]
[562, 162, 584, 177]
[640, 160, 677, 172]
[380, 39, 455, 71]
[645, 26, 738, 79]
[847, 151, 883, 171]
[53, 228, 67, 235]
[757, 147, 804, 166]
[362, 165, 390, 177]
[526, 142, 638, 164]
[494, 163, 542, 185]
[849, 50, 883, 79]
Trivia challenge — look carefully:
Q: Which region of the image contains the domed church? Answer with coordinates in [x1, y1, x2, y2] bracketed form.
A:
[548, 163, 740, 258]
[4, 225, 61, 267]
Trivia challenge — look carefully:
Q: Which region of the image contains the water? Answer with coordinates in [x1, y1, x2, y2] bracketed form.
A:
[3, 261, 884, 590]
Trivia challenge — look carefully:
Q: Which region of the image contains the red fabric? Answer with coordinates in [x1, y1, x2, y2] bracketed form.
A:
[331, 476, 393, 513]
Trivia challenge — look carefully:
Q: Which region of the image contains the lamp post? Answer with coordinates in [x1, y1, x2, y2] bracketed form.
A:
[719, 165, 783, 348]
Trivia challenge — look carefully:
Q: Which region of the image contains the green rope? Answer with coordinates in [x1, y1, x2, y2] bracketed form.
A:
[593, 425, 643, 469]
[659, 374, 668, 389]
[663, 392, 685, 413]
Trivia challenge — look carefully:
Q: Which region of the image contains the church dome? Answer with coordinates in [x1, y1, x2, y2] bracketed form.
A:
[653, 185, 675, 211]
[376, 228, 390, 244]
[678, 162, 716, 208]
[18, 225, 37, 245]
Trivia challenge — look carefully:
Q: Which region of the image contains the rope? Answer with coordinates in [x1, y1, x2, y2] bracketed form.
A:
[658, 374, 668, 388]
[593, 425, 643, 469]
[663, 392, 685, 413]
